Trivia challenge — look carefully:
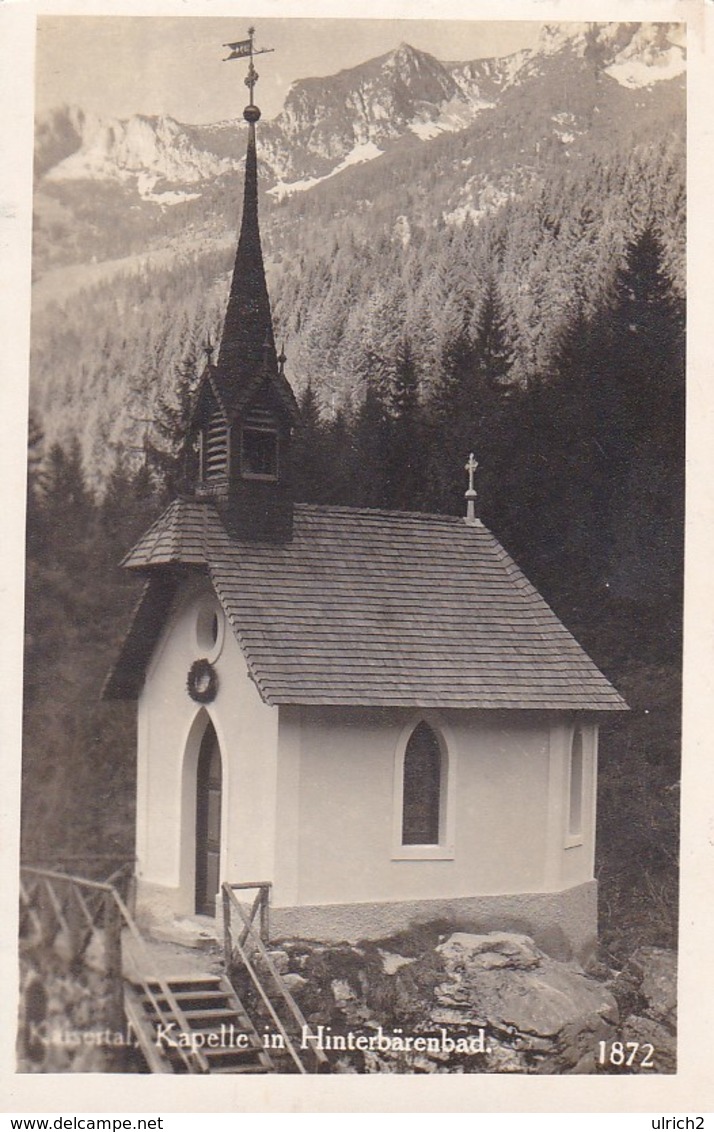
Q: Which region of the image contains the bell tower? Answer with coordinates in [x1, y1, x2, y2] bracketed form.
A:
[190, 29, 300, 542]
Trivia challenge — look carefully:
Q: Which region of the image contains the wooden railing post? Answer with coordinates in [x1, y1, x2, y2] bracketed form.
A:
[103, 891, 124, 1033]
[222, 884, 232, 969]
[222, 881, 328, 1073]
[260, 884, 270, 943]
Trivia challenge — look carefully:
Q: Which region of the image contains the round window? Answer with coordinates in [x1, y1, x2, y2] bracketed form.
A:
[196, 597, 225, 660]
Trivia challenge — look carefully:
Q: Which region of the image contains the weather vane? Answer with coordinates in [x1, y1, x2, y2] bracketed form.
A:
[223, 26, 275, 108]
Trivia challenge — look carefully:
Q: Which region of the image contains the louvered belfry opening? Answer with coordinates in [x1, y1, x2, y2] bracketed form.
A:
[203, 411, 229, 483]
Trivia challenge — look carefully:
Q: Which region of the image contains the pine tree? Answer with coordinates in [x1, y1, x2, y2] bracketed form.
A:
[292, 382, 333, 504]
[593, 227, 685, 619]
[350, 383, 390, 509]
[471, 272, 514, 392]
[145, 354, 200, 498]
[26, 413, 46, 558]
[385, 337, 424, 511]
[42, 436, 94, 571]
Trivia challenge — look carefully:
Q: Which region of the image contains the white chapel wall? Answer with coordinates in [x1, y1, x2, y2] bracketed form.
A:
[276, 706, 595, 908]
[135, 576, 279, 915]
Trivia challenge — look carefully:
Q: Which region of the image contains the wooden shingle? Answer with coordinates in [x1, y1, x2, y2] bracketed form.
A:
[113, 499, 627, 711]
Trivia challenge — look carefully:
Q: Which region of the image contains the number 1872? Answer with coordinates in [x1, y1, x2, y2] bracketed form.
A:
[598, 1040, 655, 1068]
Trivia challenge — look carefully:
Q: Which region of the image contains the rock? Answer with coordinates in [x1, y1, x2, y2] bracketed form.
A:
[270, 930, 621, 1074]
[435, 932, 616, 1034]
[486, 1042, 529, 1073]
[53, 928, 76, 964]
[265, 949, 290, 975]
[567, 1052, 597, 1074]
[378, 949, 415, 975]
[331, 978, 357, 1007]
[622, 1014, 676, 1073]
[630, 947, 677, 1023]
[429, 931, 618, 1072]
[282, 972, 308, 993]
[437, 932, 541, 971]
[607, 969, 646, 1019]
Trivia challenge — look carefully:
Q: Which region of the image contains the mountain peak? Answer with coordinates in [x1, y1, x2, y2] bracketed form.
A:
[35, 21, 685, 201]
[387, 41, 442, 69]
[392, 41, 423, 60]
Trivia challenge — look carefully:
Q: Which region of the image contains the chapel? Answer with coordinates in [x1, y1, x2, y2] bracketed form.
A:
[105, 44, 627, 961]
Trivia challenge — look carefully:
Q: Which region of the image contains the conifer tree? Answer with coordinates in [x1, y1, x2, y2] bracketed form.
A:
[145, 354, 200, 498]
[351, 383, 390, 509]
[471, 272, 514, 392]
[42, 436, 94, 570]
[26, 413, 46, 558]
[385, 337, 423, 511]
[292, 382, 332, 504]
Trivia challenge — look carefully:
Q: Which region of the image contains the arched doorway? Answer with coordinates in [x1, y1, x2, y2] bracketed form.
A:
[195, 720, 222, 916]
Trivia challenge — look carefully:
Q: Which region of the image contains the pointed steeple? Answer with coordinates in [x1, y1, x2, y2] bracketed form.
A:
[215, 99, 278, 409]
[188, 32, 299, 543]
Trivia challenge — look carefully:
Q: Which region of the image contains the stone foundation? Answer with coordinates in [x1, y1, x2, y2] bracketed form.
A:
[134, 879, 598, 964]
[268, 882, 598, 964]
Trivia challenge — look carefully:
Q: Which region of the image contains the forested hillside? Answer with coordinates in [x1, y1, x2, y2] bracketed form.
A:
[24, 22, 685, 958]
[30, 22, 684, 484]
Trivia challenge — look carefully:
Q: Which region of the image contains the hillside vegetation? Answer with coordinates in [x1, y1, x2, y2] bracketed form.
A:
[24, 25, 684, 960]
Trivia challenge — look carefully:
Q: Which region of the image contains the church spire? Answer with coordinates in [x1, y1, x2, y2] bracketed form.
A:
[188, 30, 299, 543]
[216, 29, 278, 408]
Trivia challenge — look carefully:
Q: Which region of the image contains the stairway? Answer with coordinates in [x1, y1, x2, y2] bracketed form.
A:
[124, 973, 275, 1074]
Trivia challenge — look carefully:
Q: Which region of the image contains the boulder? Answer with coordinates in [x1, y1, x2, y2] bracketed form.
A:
[378, 949, 415, 975]
[622, 1013, 676, 1073]
[281, 972, 308, 993]
[265, 949, 290, 975]
[437, 932, 541, 972]
[278, 929, 621, 1074]
[429, 931, 618, 1072]
[630, 947, 677, 1024]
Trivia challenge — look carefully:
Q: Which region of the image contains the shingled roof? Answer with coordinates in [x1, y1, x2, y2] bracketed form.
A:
[105, 498, 627, 712]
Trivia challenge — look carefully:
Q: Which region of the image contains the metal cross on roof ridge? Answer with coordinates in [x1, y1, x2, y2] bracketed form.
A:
[465, 452, 479, 494]
[464, 452, 480, 526]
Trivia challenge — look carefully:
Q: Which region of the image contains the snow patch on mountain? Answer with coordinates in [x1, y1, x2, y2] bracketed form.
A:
[36, 22, 685, 206]
[551, 111, 580, 145]
[268, 140, 384, 199]
[604, 25, 685, 88]
[605, 49, 684, 88]
[409, 97, 488, 139]
[46, 113, 240, 189]
[537, 21, 685, 89]
[135, 173, 201, 205]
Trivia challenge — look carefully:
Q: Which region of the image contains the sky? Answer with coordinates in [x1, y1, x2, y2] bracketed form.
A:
[35, 17, 542, 124]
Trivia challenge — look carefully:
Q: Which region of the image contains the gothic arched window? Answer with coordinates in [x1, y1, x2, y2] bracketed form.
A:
[401, 721, 442, 845]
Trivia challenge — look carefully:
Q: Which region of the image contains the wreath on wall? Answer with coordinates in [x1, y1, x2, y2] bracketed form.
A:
[187, 658, 218, 704]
